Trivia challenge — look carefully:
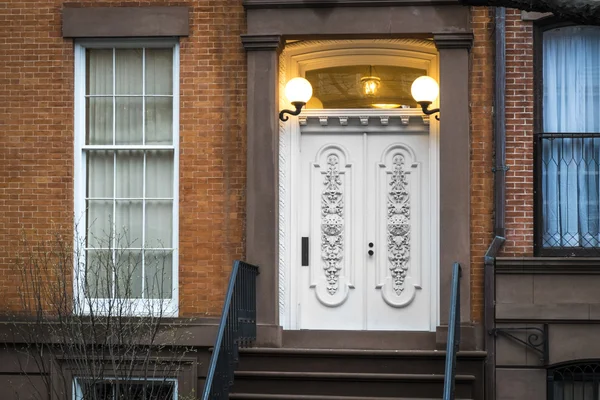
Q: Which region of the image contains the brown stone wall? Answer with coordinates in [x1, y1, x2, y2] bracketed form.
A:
[0, 1, 246, 317]
[470, 6, 495, 322]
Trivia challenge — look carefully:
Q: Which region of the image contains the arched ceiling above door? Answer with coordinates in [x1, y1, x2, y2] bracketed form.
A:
[280, 39, 439, 110]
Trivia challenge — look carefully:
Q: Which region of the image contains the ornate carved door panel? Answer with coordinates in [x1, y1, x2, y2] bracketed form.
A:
[296, 115, 431, 331]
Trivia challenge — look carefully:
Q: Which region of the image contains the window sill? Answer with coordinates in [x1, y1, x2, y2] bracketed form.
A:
[496, 257, 600, 274]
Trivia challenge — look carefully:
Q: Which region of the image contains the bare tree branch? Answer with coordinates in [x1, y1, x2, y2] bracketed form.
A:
[460, 0, 600, 25]
[3, 225, 197, 399]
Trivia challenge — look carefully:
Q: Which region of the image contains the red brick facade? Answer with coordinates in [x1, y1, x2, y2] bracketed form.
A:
[0, 1, 539, 323]
[469, 6, 495, 322]
[469, 8, 537, 321]
[503, 9, 535, 257]
[0, 1, 247, 317]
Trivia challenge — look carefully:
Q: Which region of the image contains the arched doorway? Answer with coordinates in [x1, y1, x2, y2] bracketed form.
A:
[278, 40, 440, 331]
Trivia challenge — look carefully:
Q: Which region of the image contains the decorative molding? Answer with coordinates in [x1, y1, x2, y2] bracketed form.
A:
[298, 116, 308, 126]
[380, 116, 389, 126]
[283, 39, 436, 53]
[400, 115, 410, 125]
[387, 155, 411, 296]
[244, 0, 460, 8]
[496, 257, 600, 274]
[321, 154, 345, 295]
[433, 33, 474, 50]
[421, 115, 430, 125]
[319, 116, 329, 126]
[278, 48, 288, 326]
[241, 34, 284, 52]
[339, 116, 348, 126]
[360, 116, 369, 125]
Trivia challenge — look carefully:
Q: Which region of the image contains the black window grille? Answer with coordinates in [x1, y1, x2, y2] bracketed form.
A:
[74, 378, 176, 400]
[548, 362, 600, 400]
[534, 23, 600, 256]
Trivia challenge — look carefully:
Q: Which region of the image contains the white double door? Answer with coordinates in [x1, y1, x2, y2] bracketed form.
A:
[296, 129, 432, 331]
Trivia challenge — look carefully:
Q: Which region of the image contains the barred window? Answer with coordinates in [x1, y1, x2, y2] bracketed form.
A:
[548, 362, 600, 400]
[74, 378, 176, 400]
[536, 25, 600, 255]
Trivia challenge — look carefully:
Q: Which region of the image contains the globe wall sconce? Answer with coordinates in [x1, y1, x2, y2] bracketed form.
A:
[411, 76, 440, 119]
[279, 77, 313, 121]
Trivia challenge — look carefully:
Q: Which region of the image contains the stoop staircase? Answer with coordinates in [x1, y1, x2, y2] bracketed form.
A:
[202, 262, 485, 400]
[229, 348, 485, 400]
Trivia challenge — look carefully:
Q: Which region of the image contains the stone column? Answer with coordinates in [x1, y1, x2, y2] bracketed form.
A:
[434, 33, 473, 325]
[241, 35, 283, 345]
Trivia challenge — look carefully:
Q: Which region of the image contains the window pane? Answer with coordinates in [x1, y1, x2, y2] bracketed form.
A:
[115, 97, 143, 145]
[146, 48, 173, 95]
[145, 250, 173, 299]
[305, 65, 427, 109]
[541, 26, 600, 252]
[116, 150, 143, 198]
[85, 250, 113, 299]
[115, 200, 143, 248]
[87, 151, 114, 198]
[115, 49, 142, 95]
[543, 26, 600, 133]
[86, 97, 113, 145]
[541, 136, 600, 248]
[145, 200, 173, 248]
[115, 250, 143, 299]
[145, 97, 173, 144]
[87, 200, 113, 248]
[86, 49, 113, 96]
[146, 150, 174, 198]
[147, 381, 176, 399]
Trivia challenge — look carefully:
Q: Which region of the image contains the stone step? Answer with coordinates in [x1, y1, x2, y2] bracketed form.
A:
[237, 347, 486, 375]
[231, 371, 475, 398]
[230, 394, 472, 400]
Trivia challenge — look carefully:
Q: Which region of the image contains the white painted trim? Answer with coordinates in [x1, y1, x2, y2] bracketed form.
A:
[278, 39, 440, 331]
[73, 40, 180, 317]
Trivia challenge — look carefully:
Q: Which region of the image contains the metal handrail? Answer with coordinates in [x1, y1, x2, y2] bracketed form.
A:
[202, 260, 259, 400]
[443, 262, 462, 400]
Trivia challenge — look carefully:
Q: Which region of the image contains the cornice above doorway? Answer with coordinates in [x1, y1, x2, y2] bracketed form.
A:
[244, 0, 461, 8]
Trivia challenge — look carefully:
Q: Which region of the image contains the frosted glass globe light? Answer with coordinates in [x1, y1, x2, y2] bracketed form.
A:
[285, 77, 313, 104]
[411, 76, 439, 104]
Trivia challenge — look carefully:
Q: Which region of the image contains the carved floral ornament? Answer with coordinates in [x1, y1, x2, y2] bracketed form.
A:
[388, 154, 411, 296]
[321, 154, 344, 295]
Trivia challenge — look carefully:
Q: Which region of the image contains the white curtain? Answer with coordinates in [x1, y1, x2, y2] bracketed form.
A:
[85, 48, 174, 299]
[542, 26, 600, 248]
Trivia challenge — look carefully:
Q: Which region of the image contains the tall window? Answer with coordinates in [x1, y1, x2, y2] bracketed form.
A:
[74, 40, 179, 315]
[537, 25, 600, 255]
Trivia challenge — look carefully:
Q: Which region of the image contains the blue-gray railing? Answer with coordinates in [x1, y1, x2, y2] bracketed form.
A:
[202, 260, 259, 400]
[443, 262, 462, 400]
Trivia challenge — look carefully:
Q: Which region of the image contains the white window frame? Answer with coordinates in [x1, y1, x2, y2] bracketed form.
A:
[73, 377, 178, 400]
[73, 39, 180, 317]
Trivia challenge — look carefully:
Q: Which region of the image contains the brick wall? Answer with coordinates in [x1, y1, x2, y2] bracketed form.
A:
[470, 6, 495, 322]
[0, 1, 247, 317]
[502, 9, 535, 257]
[469, 8, 536, 321]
